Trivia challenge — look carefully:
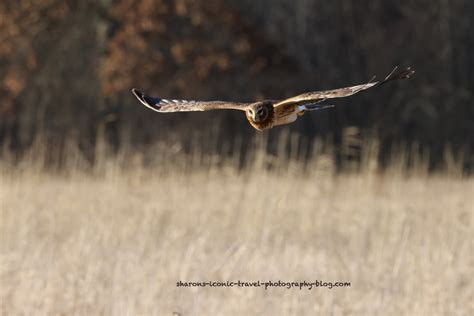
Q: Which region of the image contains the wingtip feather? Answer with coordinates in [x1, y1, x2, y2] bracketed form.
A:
[393, 66, 415, 80]
[131, 88, 145, 103]
[131, 88, 163, 111]
[379, 66, 415, 85]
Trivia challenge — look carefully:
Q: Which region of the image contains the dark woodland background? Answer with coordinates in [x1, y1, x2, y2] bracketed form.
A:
[1, 0, 473, 170]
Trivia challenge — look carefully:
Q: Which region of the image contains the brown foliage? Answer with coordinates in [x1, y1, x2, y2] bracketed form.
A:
[102, 0, 290, 97]
[0, 1, 67, 115]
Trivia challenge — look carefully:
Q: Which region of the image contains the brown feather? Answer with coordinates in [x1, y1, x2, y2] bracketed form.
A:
[132, 66, 414, 131]
[132, 89, 249, 112]
[273, 67, 415, 108]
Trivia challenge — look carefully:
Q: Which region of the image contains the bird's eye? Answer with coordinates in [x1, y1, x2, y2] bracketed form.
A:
[257, 108, 265, 116]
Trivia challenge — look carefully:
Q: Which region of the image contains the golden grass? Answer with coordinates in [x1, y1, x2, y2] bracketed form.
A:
[0, 146, 473, 315]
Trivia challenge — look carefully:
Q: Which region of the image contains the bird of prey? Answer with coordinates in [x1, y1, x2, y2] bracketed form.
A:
[132, 66, 414, 131]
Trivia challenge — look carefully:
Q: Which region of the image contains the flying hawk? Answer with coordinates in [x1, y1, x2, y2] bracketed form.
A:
[132, 66, 414, 131]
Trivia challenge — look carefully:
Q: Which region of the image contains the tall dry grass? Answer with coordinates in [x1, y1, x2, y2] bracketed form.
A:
[0, 135, 473, 315]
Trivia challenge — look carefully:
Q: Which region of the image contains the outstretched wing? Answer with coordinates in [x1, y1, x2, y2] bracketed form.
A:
[274, 67, 415, 108]
[132, 89, 249, 112]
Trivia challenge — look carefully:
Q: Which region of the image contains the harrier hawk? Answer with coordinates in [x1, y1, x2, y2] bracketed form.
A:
[132, 66, 414, 131]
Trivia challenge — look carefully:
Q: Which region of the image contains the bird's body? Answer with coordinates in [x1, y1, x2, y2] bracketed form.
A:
[132, 67, 414, 131]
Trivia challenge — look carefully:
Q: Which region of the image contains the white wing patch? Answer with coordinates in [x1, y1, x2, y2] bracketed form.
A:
[160, 99, 195, 104]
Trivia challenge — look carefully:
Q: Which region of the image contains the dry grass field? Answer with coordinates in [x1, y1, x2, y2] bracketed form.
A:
[0, 144, 473, 315]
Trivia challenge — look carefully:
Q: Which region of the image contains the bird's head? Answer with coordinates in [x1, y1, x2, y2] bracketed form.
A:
[246, 101, 273, 123]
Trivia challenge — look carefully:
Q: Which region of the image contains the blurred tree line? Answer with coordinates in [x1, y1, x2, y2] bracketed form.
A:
[0, 0, 472, 169]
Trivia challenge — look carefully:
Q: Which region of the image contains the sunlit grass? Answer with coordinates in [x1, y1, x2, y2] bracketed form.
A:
[0, 138, 472, 315]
